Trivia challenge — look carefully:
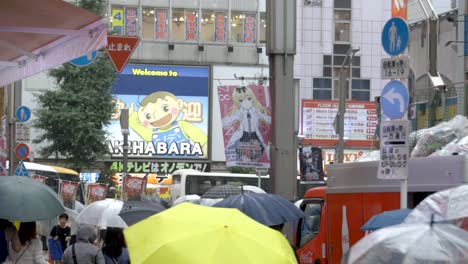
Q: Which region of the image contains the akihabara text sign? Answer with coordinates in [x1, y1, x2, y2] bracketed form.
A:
[108, 65, 209, 159]
[301, 100, 378, 147]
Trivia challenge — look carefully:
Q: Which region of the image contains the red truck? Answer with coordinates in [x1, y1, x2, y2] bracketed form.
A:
[294, 155, 468, 264]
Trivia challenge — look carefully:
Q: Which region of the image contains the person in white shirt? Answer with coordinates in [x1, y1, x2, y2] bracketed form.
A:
[7, 222, 47, 264]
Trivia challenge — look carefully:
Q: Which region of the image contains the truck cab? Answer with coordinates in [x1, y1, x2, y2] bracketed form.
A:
[294, 155, 468, 264]
[295, 186, 327, 264]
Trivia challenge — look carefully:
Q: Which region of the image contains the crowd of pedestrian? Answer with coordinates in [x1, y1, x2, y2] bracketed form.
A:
[0, 215, 130, 264]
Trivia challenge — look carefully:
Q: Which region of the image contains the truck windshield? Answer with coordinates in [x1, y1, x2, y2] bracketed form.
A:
[299, 202, 322, 248]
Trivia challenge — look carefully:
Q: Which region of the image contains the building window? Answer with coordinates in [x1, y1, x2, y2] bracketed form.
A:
[324, 55, 332, 65]
[260, 12, 266, 44]
[231, 12, 256, 43]
[111, 6, 138, 36]
[351, 79, 370, 101]
[201, 11, 227, 42]
[313, 78, 332, 100]
[323, 67, 332, 77]
[334, 10, 351, 21]
[172, 9, 198, 41]
[335, 22, 350, 42]
[333, 44, 350, 55]
[142, 8, 168, 40]
[333, 79, 349, 100]
[334, 0, 351, 9]
[314, 89, 332, 100]
[142, 8, 155, 39]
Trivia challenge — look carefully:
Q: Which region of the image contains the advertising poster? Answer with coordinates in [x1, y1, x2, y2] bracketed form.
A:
[86, 183, 108, 205]
[217, 85, 271, 169]
[299, 146, 324, 182]
[108, 64, 210, 159]
[59, 181, 79, 209]
[112, 8, 124, 35]
[155, 10, 168, 40]
[214, 14, 226, 42]
[125, 7, 138, 36]
[185, 12, 198, 41]
[124, 175, 147, 201]
[243, 14, 256, 43]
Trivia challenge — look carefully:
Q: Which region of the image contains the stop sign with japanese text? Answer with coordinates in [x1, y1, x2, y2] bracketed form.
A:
[105, 36, 140, 72]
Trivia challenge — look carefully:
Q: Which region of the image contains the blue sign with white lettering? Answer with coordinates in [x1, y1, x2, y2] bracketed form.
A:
[14, 161, 29, 177]
[16, 106, 31, 123]
[381, 80, 409, 119]
[381, 17, 409, 56]
[69, 51, 98, 67]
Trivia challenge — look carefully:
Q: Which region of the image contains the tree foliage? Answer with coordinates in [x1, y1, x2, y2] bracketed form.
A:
[33, 0, 115, 171]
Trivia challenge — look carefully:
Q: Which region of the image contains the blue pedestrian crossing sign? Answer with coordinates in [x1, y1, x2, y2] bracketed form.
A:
[14, 161, 30, 177]
[381, 17, 409, 56]
[381, 80, 409, 119]
[16, 106, 31, 123]
[69, 51, 98, 67]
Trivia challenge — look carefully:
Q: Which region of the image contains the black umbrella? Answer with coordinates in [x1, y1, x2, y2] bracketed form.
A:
[213, 192, 304, 226]
[119, 200, 166, 226]
[201, 185, 242, 199]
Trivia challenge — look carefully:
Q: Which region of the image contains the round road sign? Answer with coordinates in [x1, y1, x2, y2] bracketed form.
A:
[15, 143, 30, 160]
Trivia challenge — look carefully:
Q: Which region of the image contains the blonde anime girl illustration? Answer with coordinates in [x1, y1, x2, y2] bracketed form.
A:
[222, 86, 271, 161]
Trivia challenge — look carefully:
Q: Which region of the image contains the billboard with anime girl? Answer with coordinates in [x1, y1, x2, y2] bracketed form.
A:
[217, 85, 271, 169]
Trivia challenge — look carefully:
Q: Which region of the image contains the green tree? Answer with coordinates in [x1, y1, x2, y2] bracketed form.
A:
[33, 0, 115, 171]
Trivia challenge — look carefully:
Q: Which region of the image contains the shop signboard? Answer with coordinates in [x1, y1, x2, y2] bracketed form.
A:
[108, 161, 210, 174]
[301, 100, 378, 147]
[108, 64, 210, 159]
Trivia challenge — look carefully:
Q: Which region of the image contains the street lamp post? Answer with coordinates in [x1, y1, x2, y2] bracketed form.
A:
[337, 47, 359, 163]
[119, 109, 129, 200]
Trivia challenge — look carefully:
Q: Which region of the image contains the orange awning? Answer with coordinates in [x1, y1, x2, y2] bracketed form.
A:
[0, 0, 108, 86]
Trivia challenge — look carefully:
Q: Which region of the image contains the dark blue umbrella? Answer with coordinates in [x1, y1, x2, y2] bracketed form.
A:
[119, 200, 166, 226]
[360, 208, 412, 231]
[213, 192, 304, 226]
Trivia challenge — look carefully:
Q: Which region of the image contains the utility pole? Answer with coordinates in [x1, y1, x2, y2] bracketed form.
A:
[120, 108, 129, 200]
[7, 81, 21, 175]
[337, 48, 359, 163]
[267, 0, 296, 200]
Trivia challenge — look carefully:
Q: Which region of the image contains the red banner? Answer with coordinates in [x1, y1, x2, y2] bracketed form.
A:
[86, 183, 108, 205]
[59, 181, 79, 209]
[243, 15, 256, 43]
[215, 14, 226, 42]
[217, 85, 271, 169]
[185, 13, 198, 41]
[124, 175, 147, 201]
[155, 10, 168, 40]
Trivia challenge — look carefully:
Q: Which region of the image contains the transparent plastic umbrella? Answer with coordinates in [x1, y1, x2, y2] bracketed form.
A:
[404, 184, 468, 228]
[173, 195, 201, 206]
[345, 223, 468, 264]
[77, 199, 128, 229]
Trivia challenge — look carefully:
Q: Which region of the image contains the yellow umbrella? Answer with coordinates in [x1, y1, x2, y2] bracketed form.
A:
[124, 203, 298, 264]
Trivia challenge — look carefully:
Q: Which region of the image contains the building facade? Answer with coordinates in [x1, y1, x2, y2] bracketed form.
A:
[17, 0, 270, 174]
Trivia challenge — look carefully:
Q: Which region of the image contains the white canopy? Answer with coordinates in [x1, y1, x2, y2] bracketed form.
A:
[0, 0, 108, 87]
